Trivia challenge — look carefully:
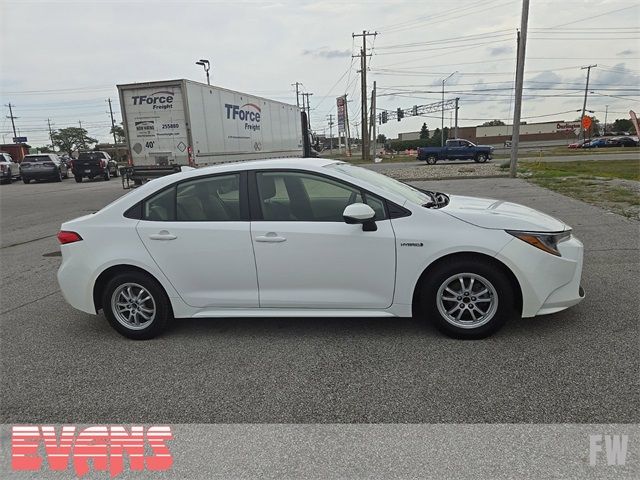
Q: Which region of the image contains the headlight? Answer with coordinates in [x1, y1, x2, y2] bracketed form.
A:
[506, 230, 572, 256]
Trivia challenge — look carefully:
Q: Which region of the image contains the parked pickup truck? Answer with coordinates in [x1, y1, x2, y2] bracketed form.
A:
[417, 139, 493, 164]
[72, 151, 119, 182]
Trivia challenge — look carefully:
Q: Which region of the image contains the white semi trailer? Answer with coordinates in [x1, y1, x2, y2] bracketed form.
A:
[117, 79, 311, 184]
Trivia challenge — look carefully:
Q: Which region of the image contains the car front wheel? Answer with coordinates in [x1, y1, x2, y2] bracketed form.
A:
[103, 272, 171, 340]
[426, 155, 437, 165]
[420, 258, 515, 339]
[475, 153, 487, 163]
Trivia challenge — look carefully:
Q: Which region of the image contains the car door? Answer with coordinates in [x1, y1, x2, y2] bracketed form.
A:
[249, 170, 397, 309]
[446, 140, 462, 159]
[136, 172, 259, 308]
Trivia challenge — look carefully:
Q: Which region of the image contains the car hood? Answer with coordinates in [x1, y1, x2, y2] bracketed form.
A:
[441, 195, 568, 232]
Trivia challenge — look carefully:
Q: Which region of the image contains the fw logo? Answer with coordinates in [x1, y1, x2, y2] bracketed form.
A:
[589, 434, 628, 466]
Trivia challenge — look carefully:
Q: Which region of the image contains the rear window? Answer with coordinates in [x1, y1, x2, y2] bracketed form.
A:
[78, 152, 106, 161]
[23, 155, 52, 163]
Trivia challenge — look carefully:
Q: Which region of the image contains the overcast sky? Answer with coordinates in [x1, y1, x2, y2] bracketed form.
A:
[1, 0, 639, 146]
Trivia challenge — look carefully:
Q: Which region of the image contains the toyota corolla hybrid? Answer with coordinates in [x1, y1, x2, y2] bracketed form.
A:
[57, 158, 584, 340]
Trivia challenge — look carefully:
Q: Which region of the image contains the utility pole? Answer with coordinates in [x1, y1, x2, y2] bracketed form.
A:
[580, 64, 597, 141]
[6, 103, 18, 141]
[441, 71, 456, 147]
[107, 98, 118, 145]
[291, 82, 302, 110]
[353, 30, 377, 162]
[47, 118, 55, 151]
[509, 0, 530, 178]
[454, 97, 459, 139]
[604, 104, 608, 135]
[302, 92, 313, 131]
[327, 114, 334, 155]
[78, 120, 85, 150]
[370, 81, 377, 159]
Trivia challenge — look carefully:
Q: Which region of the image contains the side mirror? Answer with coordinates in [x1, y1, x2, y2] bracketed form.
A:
[343, 203, 377, 231]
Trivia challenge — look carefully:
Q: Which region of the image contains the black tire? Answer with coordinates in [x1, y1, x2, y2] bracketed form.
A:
[420, 257, 515, 339]
[23, 177, 30, 184]
[426, 155, 437, 165]
[134, 179, 143, 186]
[475, 153, 487, 163]
[5, 170, 12, 184]
[102, 271, 172, 340]
[55, 169, 62, 182]
[75, 176, 83, 183]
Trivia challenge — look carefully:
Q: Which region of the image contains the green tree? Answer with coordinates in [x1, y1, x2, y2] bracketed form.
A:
[51, 127, 98, 155]
[611, 118, 633, 132]
[481, 119, 506, 126]
[419, 123, 430, 139]
[111, 124, 126, 143]
[376, 133, 386, 144]
[431, 128, 441, 146]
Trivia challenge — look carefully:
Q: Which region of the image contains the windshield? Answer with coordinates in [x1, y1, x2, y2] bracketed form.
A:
[325, 162, 433, 206]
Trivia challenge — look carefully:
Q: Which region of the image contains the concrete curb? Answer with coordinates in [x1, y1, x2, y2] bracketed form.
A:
[394, 174, 510, 182]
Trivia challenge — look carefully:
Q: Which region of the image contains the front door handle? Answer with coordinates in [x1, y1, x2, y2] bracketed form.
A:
[149, 230, 177, 241]
[255, 232, 286, 243]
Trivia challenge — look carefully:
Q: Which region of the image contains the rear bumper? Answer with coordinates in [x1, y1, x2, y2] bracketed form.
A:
[72, 167, 105, 177]
[22, 169, 58, 179]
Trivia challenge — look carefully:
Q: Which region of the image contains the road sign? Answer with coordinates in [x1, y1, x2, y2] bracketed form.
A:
[13, 136, 27, 143]
[336, 96, 346, 133]
[581, 116, 592, 129]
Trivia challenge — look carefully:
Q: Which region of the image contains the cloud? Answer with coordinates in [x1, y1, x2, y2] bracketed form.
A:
[488, 45, 513, 56]
[302, 48, 352, 59]
[617, 49, 636, 56]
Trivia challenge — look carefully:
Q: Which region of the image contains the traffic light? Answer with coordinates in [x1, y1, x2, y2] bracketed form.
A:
[381, 111, 388, 124]
[397, 108, 404, 121]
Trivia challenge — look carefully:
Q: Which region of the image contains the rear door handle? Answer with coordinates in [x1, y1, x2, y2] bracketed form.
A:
[149, 231, 177, 241]
[255, 232, 286, 243]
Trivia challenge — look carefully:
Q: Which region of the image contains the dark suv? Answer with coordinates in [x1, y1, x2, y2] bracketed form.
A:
[20, 154, 69, 183]
[72, 151, 119, 182]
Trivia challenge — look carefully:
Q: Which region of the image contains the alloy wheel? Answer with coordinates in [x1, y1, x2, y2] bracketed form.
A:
[110, 282, 156, 330]
[436, 273, 498, 329]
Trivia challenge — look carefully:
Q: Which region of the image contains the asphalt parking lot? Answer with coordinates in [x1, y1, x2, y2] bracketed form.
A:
[0, 174, 638, 424]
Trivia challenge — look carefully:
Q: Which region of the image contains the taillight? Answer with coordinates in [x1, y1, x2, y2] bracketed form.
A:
[57, 231, 83, 245]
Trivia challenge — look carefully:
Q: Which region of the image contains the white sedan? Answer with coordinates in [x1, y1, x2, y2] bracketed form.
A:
[57, 158, 584, 340]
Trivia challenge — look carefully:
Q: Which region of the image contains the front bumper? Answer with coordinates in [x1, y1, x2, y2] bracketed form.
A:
[496, 234, 585, 317]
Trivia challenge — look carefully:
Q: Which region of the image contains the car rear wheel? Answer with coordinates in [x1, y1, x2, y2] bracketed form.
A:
[23, 177, 30, 184]
[75, 176, 82, 183]
[103, 272, 171, 340]
[475, 153, 487, 163]
[420, 258, 515, 339]
[426, 155, 437, 165]
[5, 170, 12, 184]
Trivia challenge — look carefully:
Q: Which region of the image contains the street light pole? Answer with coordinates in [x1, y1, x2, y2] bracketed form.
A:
[441, 71, 457, 147]
[196, 59, 211, 85]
